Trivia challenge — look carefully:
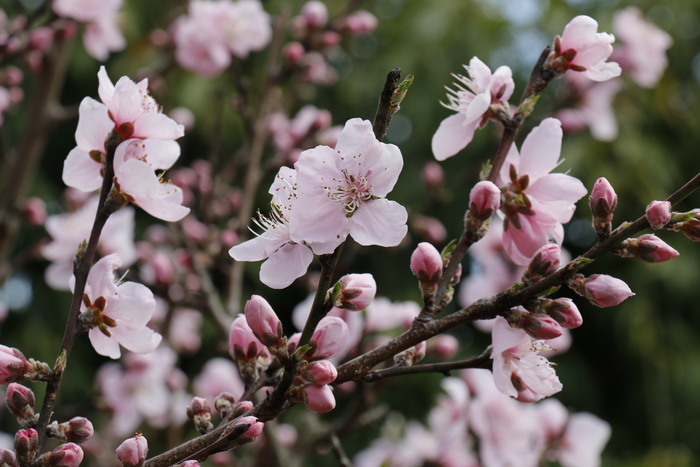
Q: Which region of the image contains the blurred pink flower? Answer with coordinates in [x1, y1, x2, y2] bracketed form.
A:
[53, 0, 125, 60]
[432, 57, 514, 161]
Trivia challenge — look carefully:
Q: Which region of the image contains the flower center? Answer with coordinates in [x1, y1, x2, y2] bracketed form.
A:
[325, 168, 373, 215]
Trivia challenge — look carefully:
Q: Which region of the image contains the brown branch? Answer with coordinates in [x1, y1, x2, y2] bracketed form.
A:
[372, 68, 401, 141]
[360, 350, 493, 383]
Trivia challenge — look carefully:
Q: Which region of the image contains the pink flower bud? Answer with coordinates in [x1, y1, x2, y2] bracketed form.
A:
[646, 200, 672, 229]
[115, 435, 147, 467]
[573, 274, 635, 307]
[469, 181, 501, 220]
[422, 161, 444, 187]
[428, 334, 459, 359]
[14, 428, 38, 463]
[229, 315, 264, 362]
[322, 31, 342, 47]
[169, 107, 195, 132]
[284, 42, 306, 65]
[633, 234, 679, 263]
[590, 177, 617, 236]
[5, 383, 35, 421]
[342, 10, 378, 35]
[303, 384, 336, 413]
[178, 462, 201, 467]
[187, 397, 213, 434]
[0, 345, 29, 383]
[520, 313, 563, 340]
[301, 1, 328, 29]
[63, 417, 93, 444]
[23, 197, 46, 226]
[303, 360, 338, 385]
[308, 317, 349, 360]
[287, 332, 301, 354]
[410, 242, 443, 284]
[46, 443, 83, 467]
[244, 295, 283, 345]
[0, 449, 17, 467]
[541, 298, 583, 329]
[213, 392, 252, 421]
[334, 274, 376, 311]
[522, 243, 561, 284]
[234, 416, 264, 440]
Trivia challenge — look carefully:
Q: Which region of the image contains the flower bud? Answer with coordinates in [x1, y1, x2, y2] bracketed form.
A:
[428, 334, 459, 359]
[229, 315, 264, 363]
[115, 434, 147, 467]
[233, 416, 264, 441]
[538, 298, 582, 329]
[5, 383, 35, 425]
[23, 197, 46, 226]
[244, 295, 283, 346]
[332, 274, 376, 311]
[519, 313, 563, 340]
[302, 360, 337, 385]
[61, 417, 93, 444]
[187, 397, 213, 434]
[410, 243, 443, 290]
[14, 428, 38, 464]
[0, 345, 30, 383]
[342, 10, 378, 35]
[568, 273, 635, 308]
[303, 384, 336, 413]
[469, 181, 501, 220]
[45, 443, 84, 467]
[671, 209, 700, 241]
[618, 234, 679, 263]
[307, 317, 349, 361]
[284, 42, 305, 65]
[646, 200, 672, 230]
[422, 161, 444, 187]
[301, 1, 328, 29]
[522, 243, 561, 284]
[589, 177, 617, 237]
[394, 341, 427, 367]
[177, 462, 201, 467]
[0, 449, 18, 467]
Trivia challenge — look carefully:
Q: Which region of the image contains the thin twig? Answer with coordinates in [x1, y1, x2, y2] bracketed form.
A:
[329, 434, 353, 467]
[361, 349, 493, 383]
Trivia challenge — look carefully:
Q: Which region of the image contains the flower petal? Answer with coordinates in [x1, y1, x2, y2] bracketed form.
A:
[259, 243, 314, 289]
[349, 198, 408, 247]
[62, 147, 104, 192]
[431, 113, 477, 161]
[75, 97, 113, 151]
[518, 118, 563, 181]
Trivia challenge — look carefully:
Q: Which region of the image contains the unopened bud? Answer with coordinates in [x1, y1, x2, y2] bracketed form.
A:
[303, 384, 336, 413]
[469, 181, 501, 220]
[522, 243, 561, 284]
[115, 434, 147, 467]
[0, 345, 30, 383]
[5, 383, 36, 426]
[519, 313, 563, 340]
[536, 298, 583, 329]
[244, 295, 283, 347]
[229, 315, 264, 363]
[422, 161, 444, 187]
[301, 360, 337, 385]
[284, 42, 305, 65]
[341, 10, 378, 35]
[615, 234, 679, 263]
[331, 274, 376, 311]
[410, 243, 443, 294]
[307, 317, 348, 361]
[428, 334, 459, 359]
[393, 341, 427, 367]
[22, 197, 46, 226]
[301, 1, 328, 29]
[187, 397, 213, 434]
[46, 417, 93, 444]
[645, 200, 672, 230]
[589, 177, 617, 238]
[233, 416, 264, 442]
[45, 443, 83, 467]
[0, 449, 18, 467]
[176, 462, 201, 467]
[568, 273, 635, 308]
[14, 429, 38, 464]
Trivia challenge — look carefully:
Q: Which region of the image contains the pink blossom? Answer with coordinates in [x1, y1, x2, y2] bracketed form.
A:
[42, 197, 137, 290]
[115, 435, 147, 467]
[491, 316, 562, 402]
[556, 412, 611, 467]
[551, 16, 621, 81]
[646, 200, 672, 229]
[303, 384, 336, 413]
[172, 0, 272, 77]
[291, 118, 407, 252]
[612, 7, 672, 88]
[229, 167, 318, 289]
[71, 253, 161, 359]
[52, 0, 125, 60]
[556, 73, 622, 141]
[498, 118, 587, 265]
[364, 297, 420, 332]
[300, 1, 328, 29]
[193, 358, 244, 404]
[432, 57, 514, 161]
[341, 10, 378, 35]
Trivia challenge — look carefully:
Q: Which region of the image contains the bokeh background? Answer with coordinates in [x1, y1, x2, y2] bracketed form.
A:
[2, 0, 700, 465]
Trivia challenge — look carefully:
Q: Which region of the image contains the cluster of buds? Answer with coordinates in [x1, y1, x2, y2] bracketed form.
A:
[589, 177, 617, 239]
[567, 273, 635, 307]
[45, 417, 94, 444]
[214, 392, 253, 423]
[292, 359, 339, 413]
[522, 244, 561, 285]
[393, 341, 427, 367]
[186, 397, 214, 434]
[666, 209, 700, 242]
[4, 383, 37, 428]
[613, 234, 679, 263]
[328, 274, 376, 311]
[116, 434, 147, 467]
